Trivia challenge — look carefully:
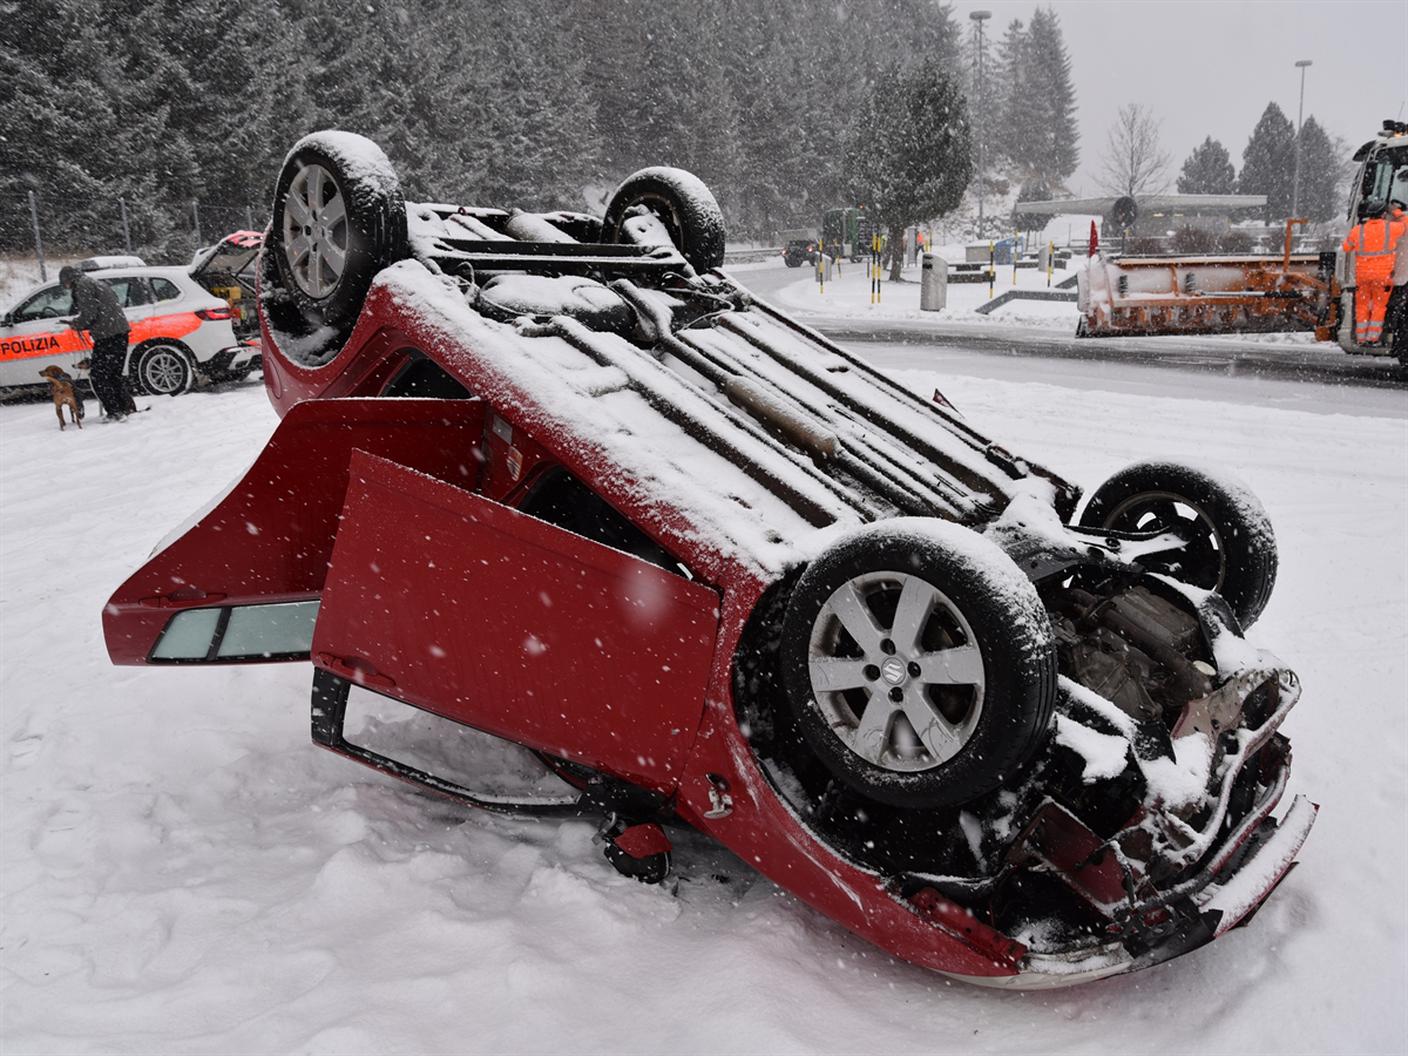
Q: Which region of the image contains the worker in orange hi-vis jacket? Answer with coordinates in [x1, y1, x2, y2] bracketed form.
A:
[1342, 197, 1407, 345]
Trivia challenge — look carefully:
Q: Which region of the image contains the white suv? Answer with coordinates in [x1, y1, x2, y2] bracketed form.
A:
[0, 262, 258, 396]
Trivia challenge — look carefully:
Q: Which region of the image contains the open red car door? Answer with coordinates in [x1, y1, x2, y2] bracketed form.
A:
[310, 451, 721, 791]
[103, 397, 484, 666]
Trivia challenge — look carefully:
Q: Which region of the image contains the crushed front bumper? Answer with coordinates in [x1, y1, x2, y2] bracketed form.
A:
[951, 793, 1316, 988]
[948, 665, 1316, 988]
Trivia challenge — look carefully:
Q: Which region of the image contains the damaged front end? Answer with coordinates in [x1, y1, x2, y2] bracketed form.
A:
[742, 502, 1314, 987]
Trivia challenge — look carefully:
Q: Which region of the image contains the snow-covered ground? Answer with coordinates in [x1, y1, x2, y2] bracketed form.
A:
[2, 368, 1405, 1054]
[769, 250, 1084, 330]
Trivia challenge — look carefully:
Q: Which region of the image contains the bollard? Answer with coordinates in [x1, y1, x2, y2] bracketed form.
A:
[920, 253, 947, 311]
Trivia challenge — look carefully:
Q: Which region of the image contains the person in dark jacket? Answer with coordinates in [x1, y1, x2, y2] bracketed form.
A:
[60, 266, 137, 419]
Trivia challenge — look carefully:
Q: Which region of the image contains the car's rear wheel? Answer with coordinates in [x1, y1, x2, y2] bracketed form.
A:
[602, 167, 726, 274]
[1079, 461, 1278, 628]
[131, 342, 194, 396]
[268, 131, 407, 332]
[779, 520, 1057, 810]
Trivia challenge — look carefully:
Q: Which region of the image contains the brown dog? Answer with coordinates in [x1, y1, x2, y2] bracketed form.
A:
[39, 365, 84, 430]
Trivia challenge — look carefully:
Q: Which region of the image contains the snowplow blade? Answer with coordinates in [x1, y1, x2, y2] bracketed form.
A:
[102, 397, 484, 665]
[1077, 251, 1334, 338]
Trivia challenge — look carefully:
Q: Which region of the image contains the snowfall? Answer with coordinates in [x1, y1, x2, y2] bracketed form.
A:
[2, 318, 1406, 1053]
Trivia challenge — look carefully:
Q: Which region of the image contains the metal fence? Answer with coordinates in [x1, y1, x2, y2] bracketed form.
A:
[2, 192, 268, 284]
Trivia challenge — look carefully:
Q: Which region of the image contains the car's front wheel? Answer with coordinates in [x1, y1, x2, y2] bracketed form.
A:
[131, 342, 194, 396]
[779, 520, 1057, 810]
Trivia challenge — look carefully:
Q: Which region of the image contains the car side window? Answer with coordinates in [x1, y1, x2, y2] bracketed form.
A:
[150, 277, 181, 303]
[519, 468, 692, 579]
[118, 278, 153, 307]
[100, 277, 147, 308]
[13, 285, 73, 323]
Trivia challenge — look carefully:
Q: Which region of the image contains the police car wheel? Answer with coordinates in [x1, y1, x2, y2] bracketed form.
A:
[132, 342, 194, 397]
[270, 132, 408, 331]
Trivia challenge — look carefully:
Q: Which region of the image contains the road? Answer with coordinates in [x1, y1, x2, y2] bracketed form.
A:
[733, 263, 1408, 403]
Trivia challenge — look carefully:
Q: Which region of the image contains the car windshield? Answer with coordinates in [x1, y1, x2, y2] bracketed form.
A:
[12, 285, 72, 322]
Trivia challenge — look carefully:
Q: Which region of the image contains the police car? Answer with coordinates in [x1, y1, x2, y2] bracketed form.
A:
[0, 250, 259, 397]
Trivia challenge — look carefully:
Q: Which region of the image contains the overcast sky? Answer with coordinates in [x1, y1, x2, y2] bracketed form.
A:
[955, 0, 1408, 194]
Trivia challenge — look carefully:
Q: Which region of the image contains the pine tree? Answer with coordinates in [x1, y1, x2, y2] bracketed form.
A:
[1238, 102, 1296, 221]
[1026, 7, 1079, 186]
[846, 59, 972, 280]
[1177, 137, 1237, 194]
[1294, 116, 1343, 223]
[992, 19, 1031, 173]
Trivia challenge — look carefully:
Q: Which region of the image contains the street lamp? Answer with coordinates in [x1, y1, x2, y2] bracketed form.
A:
[1291, 59, 1313, 219]
[970, 9, 991, 236]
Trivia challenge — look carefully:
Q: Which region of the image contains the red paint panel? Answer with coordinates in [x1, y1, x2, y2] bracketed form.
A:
[104, 398, 485, 665]
[313, 451, 720, 791]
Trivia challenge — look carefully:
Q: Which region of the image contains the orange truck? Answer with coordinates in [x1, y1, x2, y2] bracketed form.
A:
[1076, 120, 1408, 363]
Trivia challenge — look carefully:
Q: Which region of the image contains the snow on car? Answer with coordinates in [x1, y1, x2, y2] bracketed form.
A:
[0, 248, 260, 397]
[103, 130, 1316, 987]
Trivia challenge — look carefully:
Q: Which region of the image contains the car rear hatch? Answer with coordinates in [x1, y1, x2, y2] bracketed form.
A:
[190, 230, 264, 338]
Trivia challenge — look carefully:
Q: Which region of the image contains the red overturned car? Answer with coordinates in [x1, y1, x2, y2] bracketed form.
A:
[104, 131, 1315, 988]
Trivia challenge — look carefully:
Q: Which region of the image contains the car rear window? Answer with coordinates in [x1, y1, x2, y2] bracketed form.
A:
[150, 277, 181, 302]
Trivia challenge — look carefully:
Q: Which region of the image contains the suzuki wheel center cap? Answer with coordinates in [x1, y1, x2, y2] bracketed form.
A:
[880, 656, 907, 686]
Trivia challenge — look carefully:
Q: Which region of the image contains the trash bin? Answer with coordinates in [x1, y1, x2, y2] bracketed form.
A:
[814, 254, 832, 283]
[1037, 242, 1051, 273]
[920, 253, 947, 311]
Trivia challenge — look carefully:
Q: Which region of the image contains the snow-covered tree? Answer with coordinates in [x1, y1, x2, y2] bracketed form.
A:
[1025, 7, 1079, 186]
[992, 19, 1032, 171]
[1177, 137, 1237, 194]
[1238, 102, 1296, 221]
[1294, 116, 1344, 224]
[846, 59, 972, 280]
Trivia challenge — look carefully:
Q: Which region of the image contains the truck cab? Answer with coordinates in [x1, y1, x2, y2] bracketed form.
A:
[1337, 120, 1408, 355]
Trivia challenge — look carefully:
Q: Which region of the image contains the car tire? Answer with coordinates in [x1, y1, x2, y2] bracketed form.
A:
[131, 342, 194, 396]
[778, 520, 1057, 810]
[602, 167, 726, 273]
[268, 131, 408, 332]
[1079, 460, 1278, 628]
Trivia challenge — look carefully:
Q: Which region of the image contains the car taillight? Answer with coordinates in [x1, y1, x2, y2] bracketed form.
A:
[197, 307, 234, 321]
